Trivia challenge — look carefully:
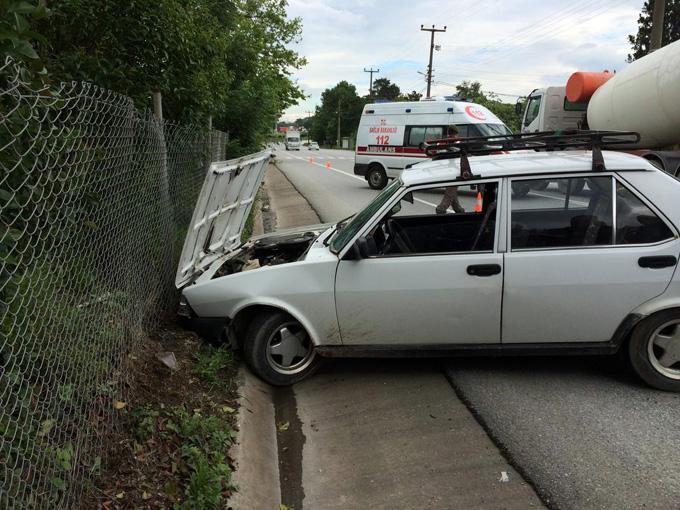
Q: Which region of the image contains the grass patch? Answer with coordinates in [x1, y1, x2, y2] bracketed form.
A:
[81, 323, 240, 509]
[194, 345, 234, 385]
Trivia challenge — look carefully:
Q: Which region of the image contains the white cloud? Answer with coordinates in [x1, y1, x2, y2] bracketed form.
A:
[282, 0, 645, 121]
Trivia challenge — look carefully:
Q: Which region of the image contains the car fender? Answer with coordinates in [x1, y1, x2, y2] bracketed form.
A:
[630, 256, 680, 317]
[229, 296, 332, 346]
[182, 259, 342, 346]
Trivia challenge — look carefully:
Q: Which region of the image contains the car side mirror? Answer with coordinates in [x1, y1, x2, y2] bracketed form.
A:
[515, 101, 523, 116]
[353, 236, 376, 259]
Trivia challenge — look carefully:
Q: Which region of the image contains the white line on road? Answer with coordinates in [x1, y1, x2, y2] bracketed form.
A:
[282, 152, 439, 209]
[529, 190, 589, 207]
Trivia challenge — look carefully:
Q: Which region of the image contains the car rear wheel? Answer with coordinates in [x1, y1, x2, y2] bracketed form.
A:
[244, 311, 321, 386]
[629, 310, 680, 392]
[367, 165, 388, 190]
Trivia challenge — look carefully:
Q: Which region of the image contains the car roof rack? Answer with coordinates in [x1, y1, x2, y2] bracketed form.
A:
[422, 130, 640, 181]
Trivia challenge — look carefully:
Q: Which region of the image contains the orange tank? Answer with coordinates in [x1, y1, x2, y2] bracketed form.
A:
[566, 71, 613, 103]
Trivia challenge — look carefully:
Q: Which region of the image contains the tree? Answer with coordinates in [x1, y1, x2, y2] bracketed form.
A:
[628, 0, 680, 61]
[311, 81, 365, 146]
[455, 81, 521, 132]
[371, 77, 400, 101]
[32, 0, 305, 154]
[399, 90, 423, 102]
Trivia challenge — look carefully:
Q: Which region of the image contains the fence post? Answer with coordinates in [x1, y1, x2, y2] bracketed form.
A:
[152, 91, 163, 121]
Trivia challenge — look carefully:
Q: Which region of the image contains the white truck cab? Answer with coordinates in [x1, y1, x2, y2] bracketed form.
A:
[354, 98, 511, 189]
[520, 87, 587, 134]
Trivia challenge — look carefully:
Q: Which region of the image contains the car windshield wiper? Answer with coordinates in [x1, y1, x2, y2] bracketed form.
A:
[324, 215, 355, 246]
[335, 214, 354, 230]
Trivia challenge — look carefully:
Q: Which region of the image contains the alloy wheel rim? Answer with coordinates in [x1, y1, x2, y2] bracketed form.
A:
[265, 322, 315, 375]
[369, 171, 382, 187]
[647, 319, 680, 380]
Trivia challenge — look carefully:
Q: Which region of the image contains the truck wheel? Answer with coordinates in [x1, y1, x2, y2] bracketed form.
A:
[558, 178, 585, 195]
[244, 311, 322, 386]
[367, 165, 387, 190]
[511, 182, 531, 198]
[628, 309, 680, 392]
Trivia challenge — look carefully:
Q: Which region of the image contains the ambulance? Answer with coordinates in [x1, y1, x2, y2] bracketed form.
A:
[354, 98, 512, 189]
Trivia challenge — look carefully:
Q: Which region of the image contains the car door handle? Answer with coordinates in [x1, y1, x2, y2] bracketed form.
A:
[467, 264, 502, 277]
[638, 256, 677, 269]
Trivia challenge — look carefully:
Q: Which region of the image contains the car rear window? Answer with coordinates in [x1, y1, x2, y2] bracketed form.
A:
[510, 176, 675, 250]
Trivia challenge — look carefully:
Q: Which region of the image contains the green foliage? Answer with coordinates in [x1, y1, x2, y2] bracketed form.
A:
[628, 0, 680, 61]
[371, 77, 400, 101]
[193, 346, 234, 384]
[399, 90, 423, 101]
[133, 405, 236, 509]
[30, 0, 304, 155]
[310, 81, 366, 146]
[0, 0, 49, 76]
[455, 81, 521, 132]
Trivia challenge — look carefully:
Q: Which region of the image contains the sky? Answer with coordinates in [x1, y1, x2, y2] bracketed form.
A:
[281, 0, 646, 121]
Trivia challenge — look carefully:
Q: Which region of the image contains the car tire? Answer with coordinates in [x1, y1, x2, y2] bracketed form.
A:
[243, 311, 322, 386]
[511, 182, 531, 198]
[628, 309, 680, 392]
[367, 165, 388, 190]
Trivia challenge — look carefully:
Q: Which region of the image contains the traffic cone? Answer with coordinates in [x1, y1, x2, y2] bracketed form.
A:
[325, 161, 331, 169]
[474, 192, 483, 213]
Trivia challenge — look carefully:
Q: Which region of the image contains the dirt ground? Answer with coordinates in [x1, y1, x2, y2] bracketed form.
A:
[78, 321, 239, 509]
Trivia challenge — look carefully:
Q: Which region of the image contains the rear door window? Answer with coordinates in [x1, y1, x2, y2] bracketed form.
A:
[510, 176, 614, 249]
[616, 183, 674, 244]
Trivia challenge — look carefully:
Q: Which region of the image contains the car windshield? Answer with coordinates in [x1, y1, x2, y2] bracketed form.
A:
[329, 179, 402, 253]
[476, 123, 513, 136]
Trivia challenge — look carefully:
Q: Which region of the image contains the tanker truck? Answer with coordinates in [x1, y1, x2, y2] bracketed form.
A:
[517, 38, 680, 179]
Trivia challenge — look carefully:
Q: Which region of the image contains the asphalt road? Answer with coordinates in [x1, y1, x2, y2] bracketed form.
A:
[274, 146, 680, 510]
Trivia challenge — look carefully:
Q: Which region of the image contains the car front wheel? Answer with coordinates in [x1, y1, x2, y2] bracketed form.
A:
[629, 310, 680, 392]
[244, 311, 321, 386]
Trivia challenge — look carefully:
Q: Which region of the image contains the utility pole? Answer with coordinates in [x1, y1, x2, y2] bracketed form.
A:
[420, 24, 447, 98]
[364, 67, 380, 97]
[336, 98, 342, 148]
[650, 0, 666, 51]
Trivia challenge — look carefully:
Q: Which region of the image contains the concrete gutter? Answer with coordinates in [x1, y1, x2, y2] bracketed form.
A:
[228, 366, 281, 510]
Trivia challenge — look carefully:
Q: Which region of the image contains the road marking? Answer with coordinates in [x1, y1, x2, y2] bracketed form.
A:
[284, 152, 438, 209]
[529, 190, 589, 207]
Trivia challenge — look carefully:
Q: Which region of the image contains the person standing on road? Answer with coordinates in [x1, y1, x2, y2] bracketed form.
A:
[436, 125, 465, 214]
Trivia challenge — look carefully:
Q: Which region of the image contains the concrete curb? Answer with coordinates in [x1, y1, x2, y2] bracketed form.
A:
[228, 366, 281, 510]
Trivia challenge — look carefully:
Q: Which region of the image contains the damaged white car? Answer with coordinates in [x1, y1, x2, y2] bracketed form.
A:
[178, 134, 680, 391]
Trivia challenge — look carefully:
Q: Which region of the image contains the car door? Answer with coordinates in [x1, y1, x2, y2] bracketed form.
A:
[335, 180, 504, 345]
[503, 174, 680, 344]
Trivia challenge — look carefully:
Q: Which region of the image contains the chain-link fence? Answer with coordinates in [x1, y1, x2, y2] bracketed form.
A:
[0, 58, 231, 508]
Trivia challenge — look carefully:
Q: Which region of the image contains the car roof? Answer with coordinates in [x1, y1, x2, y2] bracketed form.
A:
[400, 150, 655, 185]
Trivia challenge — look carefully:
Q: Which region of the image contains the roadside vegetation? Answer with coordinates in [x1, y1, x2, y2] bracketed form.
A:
[82, 325, 239, 509]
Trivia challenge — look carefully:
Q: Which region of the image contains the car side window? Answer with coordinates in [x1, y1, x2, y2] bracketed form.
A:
[407, 126, 444, 146]
[511, 176, 613, 249]
[366, 182, 499, 256]
[616, 183, 673, 244]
